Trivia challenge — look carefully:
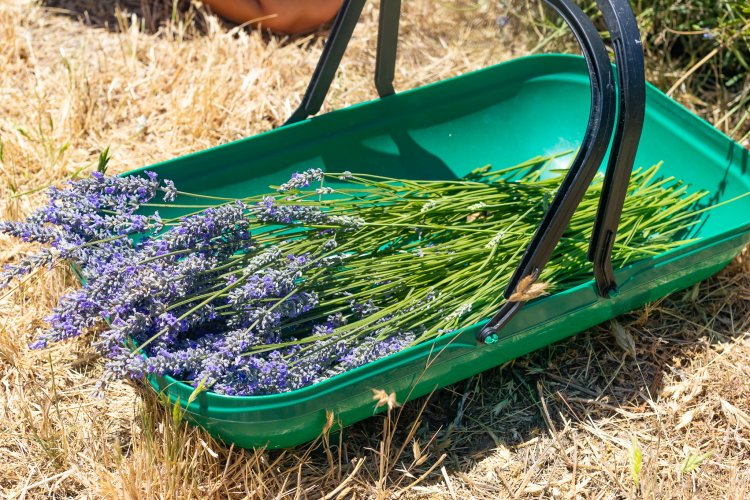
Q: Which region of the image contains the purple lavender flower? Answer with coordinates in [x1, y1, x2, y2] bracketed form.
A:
[0, 221, 60, 244]
[277, 168, 324, 192]
[0, 248, 61, 289]
[146, 201, 250, 256]
[48, 171, 161, 220]
[255, 196, 363, 229]
[162, 180, 177, 202]
[337, 333, 415, 372]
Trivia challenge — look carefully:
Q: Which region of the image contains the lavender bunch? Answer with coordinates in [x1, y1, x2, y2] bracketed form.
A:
[0, 157, 711, 396]
[1, 168, 385, 394]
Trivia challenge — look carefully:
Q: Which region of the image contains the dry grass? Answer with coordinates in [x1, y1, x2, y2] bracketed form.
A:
[0, 0, 748, 498]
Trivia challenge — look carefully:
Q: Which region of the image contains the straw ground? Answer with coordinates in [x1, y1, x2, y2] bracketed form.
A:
[1, 0, 748, 498]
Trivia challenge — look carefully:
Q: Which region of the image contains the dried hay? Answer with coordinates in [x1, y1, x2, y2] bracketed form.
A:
[1, 0, 748, 498]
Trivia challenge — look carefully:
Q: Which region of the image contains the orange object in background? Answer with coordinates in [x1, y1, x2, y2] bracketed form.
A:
[202, 0, 344, 34]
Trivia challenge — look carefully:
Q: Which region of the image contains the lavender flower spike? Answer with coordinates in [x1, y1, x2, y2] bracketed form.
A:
[162, 179, 177, 202]
[277, 168, 324, 192]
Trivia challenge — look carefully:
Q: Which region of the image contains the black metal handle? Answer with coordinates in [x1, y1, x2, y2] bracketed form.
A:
[375, 0, 401, 97]
[478, 0, 645, 343]
[477, 0, 618, 343]
[285, 0, 400, 125]
[588, 0, 646, 297]
[285, 0, 367, 125]
[284, 0, 646, 344]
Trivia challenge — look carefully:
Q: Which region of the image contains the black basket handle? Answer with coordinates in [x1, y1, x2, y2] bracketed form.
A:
[588, 0, 647, 298]
[478, 0, 645, 343]
[286, 0, 362, 125]
[284, 0, 645, 343]
[285, 0, 400, 125]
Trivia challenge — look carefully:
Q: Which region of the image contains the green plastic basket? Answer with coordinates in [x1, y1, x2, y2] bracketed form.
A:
[116, 53, 750, 449]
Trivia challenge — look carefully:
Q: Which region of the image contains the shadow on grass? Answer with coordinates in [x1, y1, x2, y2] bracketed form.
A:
[40, 0, 197, 33]
[39, 0, 333, 41]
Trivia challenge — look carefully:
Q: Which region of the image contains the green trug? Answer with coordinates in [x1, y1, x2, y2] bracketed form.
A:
[127, 54, 750, 449]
